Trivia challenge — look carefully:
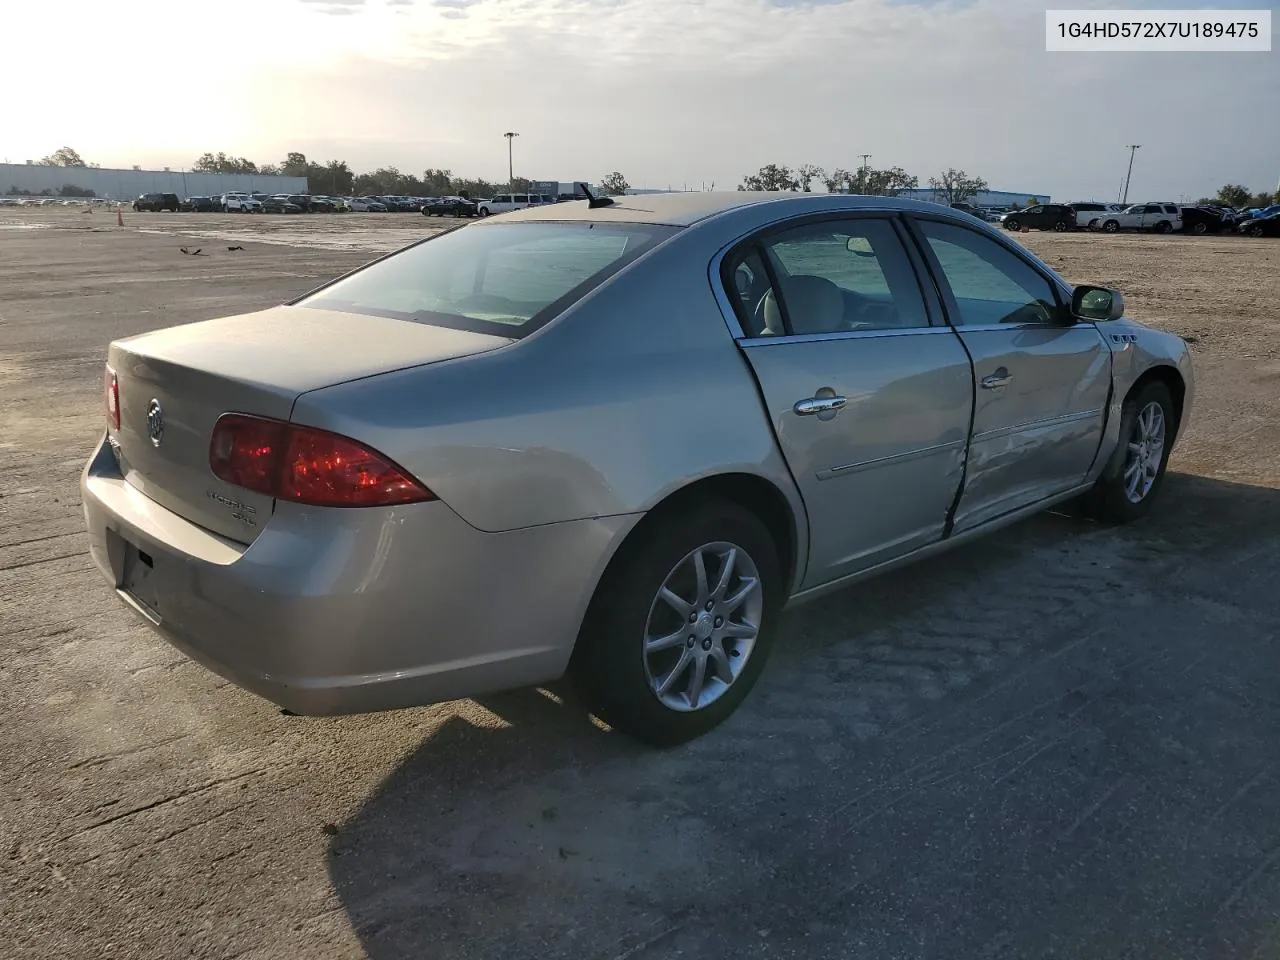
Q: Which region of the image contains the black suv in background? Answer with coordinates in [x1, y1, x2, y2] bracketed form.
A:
[179, 196, 216, 212]
[423, 196, 478, 217]
[133, 192, 180, 212]
[1000, 203, 1075, 232]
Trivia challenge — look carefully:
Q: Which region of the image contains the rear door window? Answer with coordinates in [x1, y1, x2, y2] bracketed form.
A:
[726, 218, 930, 336]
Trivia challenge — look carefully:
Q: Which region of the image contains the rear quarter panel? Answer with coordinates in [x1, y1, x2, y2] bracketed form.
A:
[289, 224, 806, 548]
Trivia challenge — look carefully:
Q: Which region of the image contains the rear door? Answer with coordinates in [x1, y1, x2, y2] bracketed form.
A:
[722, 214, 973, 588]
[907, 216, 1111, 531]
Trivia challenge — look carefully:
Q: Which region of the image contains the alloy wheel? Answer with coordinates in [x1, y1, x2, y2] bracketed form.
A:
[1123, 400, 1166, 503]
[642, 541, 763, 712]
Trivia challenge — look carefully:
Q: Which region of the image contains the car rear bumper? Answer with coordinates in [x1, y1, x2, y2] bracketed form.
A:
[80, 433, 635, 715]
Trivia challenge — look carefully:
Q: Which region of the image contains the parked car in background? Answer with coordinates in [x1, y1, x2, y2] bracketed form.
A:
[1178, 206, 1231, 235]
[262, 197, 303, 214]
[1000, 203, 1076, 232]
[948, 202, 983, 219]
[179, 196, 216, 212]
[1094, 203, 1182, 234]
[476, 193, 540, 216]
[1240, 204, 1280, 221]
[423, 196, 478, 217]
[278, 195, 318, 213]
[350, 197, 388, 212]
[1068, 201, 1124, 229]
[81, 191, 1194, 746]
[133, 193, 180, 212]
[222, 193, 263, 213]
[1239, 212, 1280, 237]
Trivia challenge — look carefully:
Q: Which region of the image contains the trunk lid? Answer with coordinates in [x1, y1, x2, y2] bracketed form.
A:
[107, 304, 510, 543]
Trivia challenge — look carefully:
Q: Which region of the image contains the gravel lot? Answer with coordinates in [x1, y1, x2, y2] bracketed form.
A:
[3, 208, 1280, 960]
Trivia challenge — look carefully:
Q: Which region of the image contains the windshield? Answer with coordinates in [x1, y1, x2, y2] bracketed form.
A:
[297, 221, 677, 338]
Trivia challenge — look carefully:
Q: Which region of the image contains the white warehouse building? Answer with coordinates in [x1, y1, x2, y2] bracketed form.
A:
[0, 162, 307, 201]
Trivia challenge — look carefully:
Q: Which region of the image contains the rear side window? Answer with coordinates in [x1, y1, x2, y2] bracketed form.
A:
[298, 221, 677, 338]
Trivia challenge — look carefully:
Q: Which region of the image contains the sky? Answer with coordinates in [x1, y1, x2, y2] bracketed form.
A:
[3, 0, 1277, 200]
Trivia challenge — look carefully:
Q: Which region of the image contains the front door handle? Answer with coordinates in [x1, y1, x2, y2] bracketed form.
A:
[980, 370, 1012, 390]
[794, 395, 848, 416]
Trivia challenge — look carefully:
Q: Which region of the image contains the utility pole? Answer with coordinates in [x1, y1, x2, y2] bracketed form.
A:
[1121, 144, 1141, 206]
[503, 131, 519, 191]
[859, 154, 871, 171]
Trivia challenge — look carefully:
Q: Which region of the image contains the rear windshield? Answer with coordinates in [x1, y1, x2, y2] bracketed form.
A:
[297, 221, 677, 338]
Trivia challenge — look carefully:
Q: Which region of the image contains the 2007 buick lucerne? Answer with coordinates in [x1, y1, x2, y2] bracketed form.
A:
[81, 192, 1194, 745]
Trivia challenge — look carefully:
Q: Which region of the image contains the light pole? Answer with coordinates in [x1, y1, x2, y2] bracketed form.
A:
[859, 154, 871, 171]
[503, 131, 519, 191]
[1121, 144, 1141, 206]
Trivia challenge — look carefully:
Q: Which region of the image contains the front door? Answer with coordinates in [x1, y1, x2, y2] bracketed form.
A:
[910, 217, 1111, 531]
[724, 215, 974, 589]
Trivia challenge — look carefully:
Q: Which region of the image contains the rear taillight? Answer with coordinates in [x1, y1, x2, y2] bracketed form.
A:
[104, 364, 120, 430]
[209, 414, 435, 508]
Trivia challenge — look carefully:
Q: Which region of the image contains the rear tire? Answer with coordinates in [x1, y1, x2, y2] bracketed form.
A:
[569, 499, 783, 746]
[1192, 221, 1208, 235]
[1053, 220, 1068, 232]
[1103, 219, 1120, 233]
[1081, 381, 1175, 524]
[1155, 221, 1172, 234]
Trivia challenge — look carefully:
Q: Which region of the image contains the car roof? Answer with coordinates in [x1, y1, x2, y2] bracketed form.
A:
[496, 191, 978, 227]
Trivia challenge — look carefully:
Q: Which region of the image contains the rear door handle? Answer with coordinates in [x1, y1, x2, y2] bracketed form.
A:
[794, 396, 848, 416]
[980, 371, 1012, 389]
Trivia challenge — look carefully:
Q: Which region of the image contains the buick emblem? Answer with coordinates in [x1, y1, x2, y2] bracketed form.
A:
[146, 399, 165, 447]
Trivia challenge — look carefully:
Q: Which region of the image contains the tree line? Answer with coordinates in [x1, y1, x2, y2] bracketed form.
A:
[29, 146, 1279, 209]
[32, 146, 635, 199]
[738, 163, 992, 203]
[191, 153, 635, 199]
[1198, 184, 1276, 209]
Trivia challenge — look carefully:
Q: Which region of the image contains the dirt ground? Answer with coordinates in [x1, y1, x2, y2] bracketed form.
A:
[2, 207, 1280, 960]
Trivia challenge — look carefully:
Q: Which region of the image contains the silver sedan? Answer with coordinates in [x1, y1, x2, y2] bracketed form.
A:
[81, 192, 1194, 745]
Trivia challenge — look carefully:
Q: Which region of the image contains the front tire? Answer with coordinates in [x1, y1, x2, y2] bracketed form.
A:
[569, 499, 783, 746]
[1004, 218, 1020, 232]
[1081, 381, 1175, 523]
[1103, 219, 1120, 233]
[1248, 223, 1264, 238]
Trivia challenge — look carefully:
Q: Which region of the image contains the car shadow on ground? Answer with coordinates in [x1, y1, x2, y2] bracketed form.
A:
[327, 473, 1280, 960]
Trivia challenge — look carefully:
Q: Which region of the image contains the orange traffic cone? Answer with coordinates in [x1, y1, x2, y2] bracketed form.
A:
[116, 206, 124, 227]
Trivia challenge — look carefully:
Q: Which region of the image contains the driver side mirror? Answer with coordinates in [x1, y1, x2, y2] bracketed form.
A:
[1071, 284, 1125, 321]
[845, 236, 877, 258]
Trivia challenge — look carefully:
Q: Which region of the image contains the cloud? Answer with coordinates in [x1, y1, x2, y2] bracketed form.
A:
[3, 0, 1275, 201]
[299, 0, 367, 12]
